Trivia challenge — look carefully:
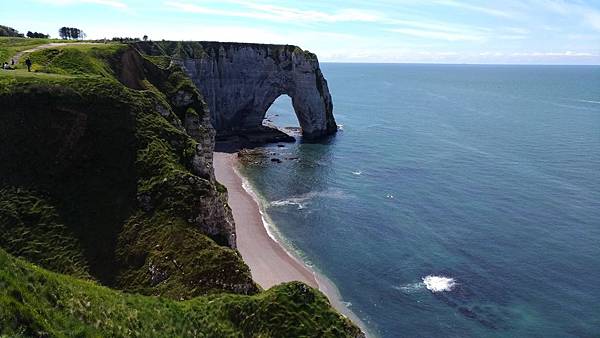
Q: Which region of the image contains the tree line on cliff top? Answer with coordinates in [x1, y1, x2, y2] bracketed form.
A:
[0, 25, 23, 37]
[0, 25, 85, 40]
[0, 25, 50, 39]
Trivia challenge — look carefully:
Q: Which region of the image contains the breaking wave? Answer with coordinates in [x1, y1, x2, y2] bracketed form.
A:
[270, 189, 350, 210]
[422, 275, 456, 293]
[271, 199, 306, 210]
[576, 99, 600, 105]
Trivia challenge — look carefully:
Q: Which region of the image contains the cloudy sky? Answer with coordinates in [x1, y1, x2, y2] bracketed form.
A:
[3, 0, 600, 64]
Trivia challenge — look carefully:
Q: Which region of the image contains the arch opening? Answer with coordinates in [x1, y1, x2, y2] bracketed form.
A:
[263, 94, 301, 138]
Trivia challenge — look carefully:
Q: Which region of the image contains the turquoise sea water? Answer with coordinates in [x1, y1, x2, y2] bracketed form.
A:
[237, 64, 600, 337]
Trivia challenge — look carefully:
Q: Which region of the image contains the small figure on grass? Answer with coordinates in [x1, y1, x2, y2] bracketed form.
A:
[25, 58, 32, 72]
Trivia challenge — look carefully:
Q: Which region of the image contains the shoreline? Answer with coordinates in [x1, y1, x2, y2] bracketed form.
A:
[213, 151, 370, 336]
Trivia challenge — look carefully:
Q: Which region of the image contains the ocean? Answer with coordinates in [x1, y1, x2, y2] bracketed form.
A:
[236, 64, 600, 337]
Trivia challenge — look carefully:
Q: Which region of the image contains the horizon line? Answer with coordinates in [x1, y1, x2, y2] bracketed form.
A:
[320, 61, 600, 66]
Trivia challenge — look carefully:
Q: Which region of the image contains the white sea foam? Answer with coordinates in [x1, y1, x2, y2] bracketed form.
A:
[237, 169, 305, 255]
[394, 282, 425, 293]
[422, 275, 456, 293]
[271, 199, 306, 210]
[270, 189, 349, 210]
[576, 99, 600, 105]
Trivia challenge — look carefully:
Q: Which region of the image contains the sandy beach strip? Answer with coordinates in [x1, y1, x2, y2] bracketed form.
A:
[213, 151, 370, 335]
[213, 151, 319, 289]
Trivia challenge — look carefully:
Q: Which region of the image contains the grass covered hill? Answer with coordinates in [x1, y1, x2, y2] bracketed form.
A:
[0, 38, 363, 337]
[0, 248, 361, 337]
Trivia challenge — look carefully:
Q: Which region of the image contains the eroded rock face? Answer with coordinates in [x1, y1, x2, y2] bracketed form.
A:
[177, 43, 337, 139]
[158, 73, 236, 248]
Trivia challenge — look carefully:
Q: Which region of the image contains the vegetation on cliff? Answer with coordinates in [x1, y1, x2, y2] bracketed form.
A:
[134, 40, 318, 62]
[0, 47, 256, 295]
[0, 248, 362, 337]
[0, 39, 361, 336]
[0, 37, 57, 63]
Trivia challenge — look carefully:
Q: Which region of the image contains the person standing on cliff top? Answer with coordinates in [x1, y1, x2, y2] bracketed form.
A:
[25, 58, 32, 72]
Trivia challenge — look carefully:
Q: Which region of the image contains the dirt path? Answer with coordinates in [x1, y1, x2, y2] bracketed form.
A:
[12, 42, 102, 64]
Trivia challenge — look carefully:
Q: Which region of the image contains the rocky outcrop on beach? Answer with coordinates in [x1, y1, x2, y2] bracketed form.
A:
[135, 41, 337, 140]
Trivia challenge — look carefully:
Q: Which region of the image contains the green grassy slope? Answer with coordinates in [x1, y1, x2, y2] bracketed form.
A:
[0, 248, 362, 337]
[24, 43, 125, 75]
[0, 188, 90, 279]
[0, 37, 66, 63]
[0, 61, 256, 296]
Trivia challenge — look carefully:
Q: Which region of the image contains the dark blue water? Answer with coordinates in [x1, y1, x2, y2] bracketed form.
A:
[238, 64, 600, 337]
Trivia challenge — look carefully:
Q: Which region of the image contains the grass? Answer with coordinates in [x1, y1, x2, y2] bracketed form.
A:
[0, 188, 90, 279]
[0, 37, 72, 63]
[0, 248, 362, 337]
[0, 37, 51, 62]
[115, 212, 256, 298]
[24, 44, 126, 76]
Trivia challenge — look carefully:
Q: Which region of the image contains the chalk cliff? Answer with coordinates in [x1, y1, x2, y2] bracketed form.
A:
[136, 42, 337, 140]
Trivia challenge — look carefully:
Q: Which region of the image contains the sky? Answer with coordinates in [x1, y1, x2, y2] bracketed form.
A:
[2, 0, 600, 64]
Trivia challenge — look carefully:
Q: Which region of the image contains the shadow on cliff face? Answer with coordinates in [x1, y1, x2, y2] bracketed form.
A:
[0, 85, 138, 284]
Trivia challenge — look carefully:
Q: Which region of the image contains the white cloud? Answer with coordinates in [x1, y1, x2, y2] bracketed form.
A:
[87, 23, 288, 43]
[531, 0, 600, 32]
[318, 49, 464, 63]
[583, 10, 600, 31]
[38, 0, 127, 9]
[164, 1, 382, 23]
[387, 27, 485, 41]
[503, 27, 529, 35]
[240, 3, 381, 22]
[510, 51, 594, 57]
[479, 52, 505, 56]
[433, 0, 518, 19]
[318, 46, 598, 64]
[382, 17, 492, 42]
[498, 35, 527, 40]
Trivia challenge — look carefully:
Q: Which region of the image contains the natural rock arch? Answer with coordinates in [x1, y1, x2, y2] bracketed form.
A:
[176, 42, 337, 139]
